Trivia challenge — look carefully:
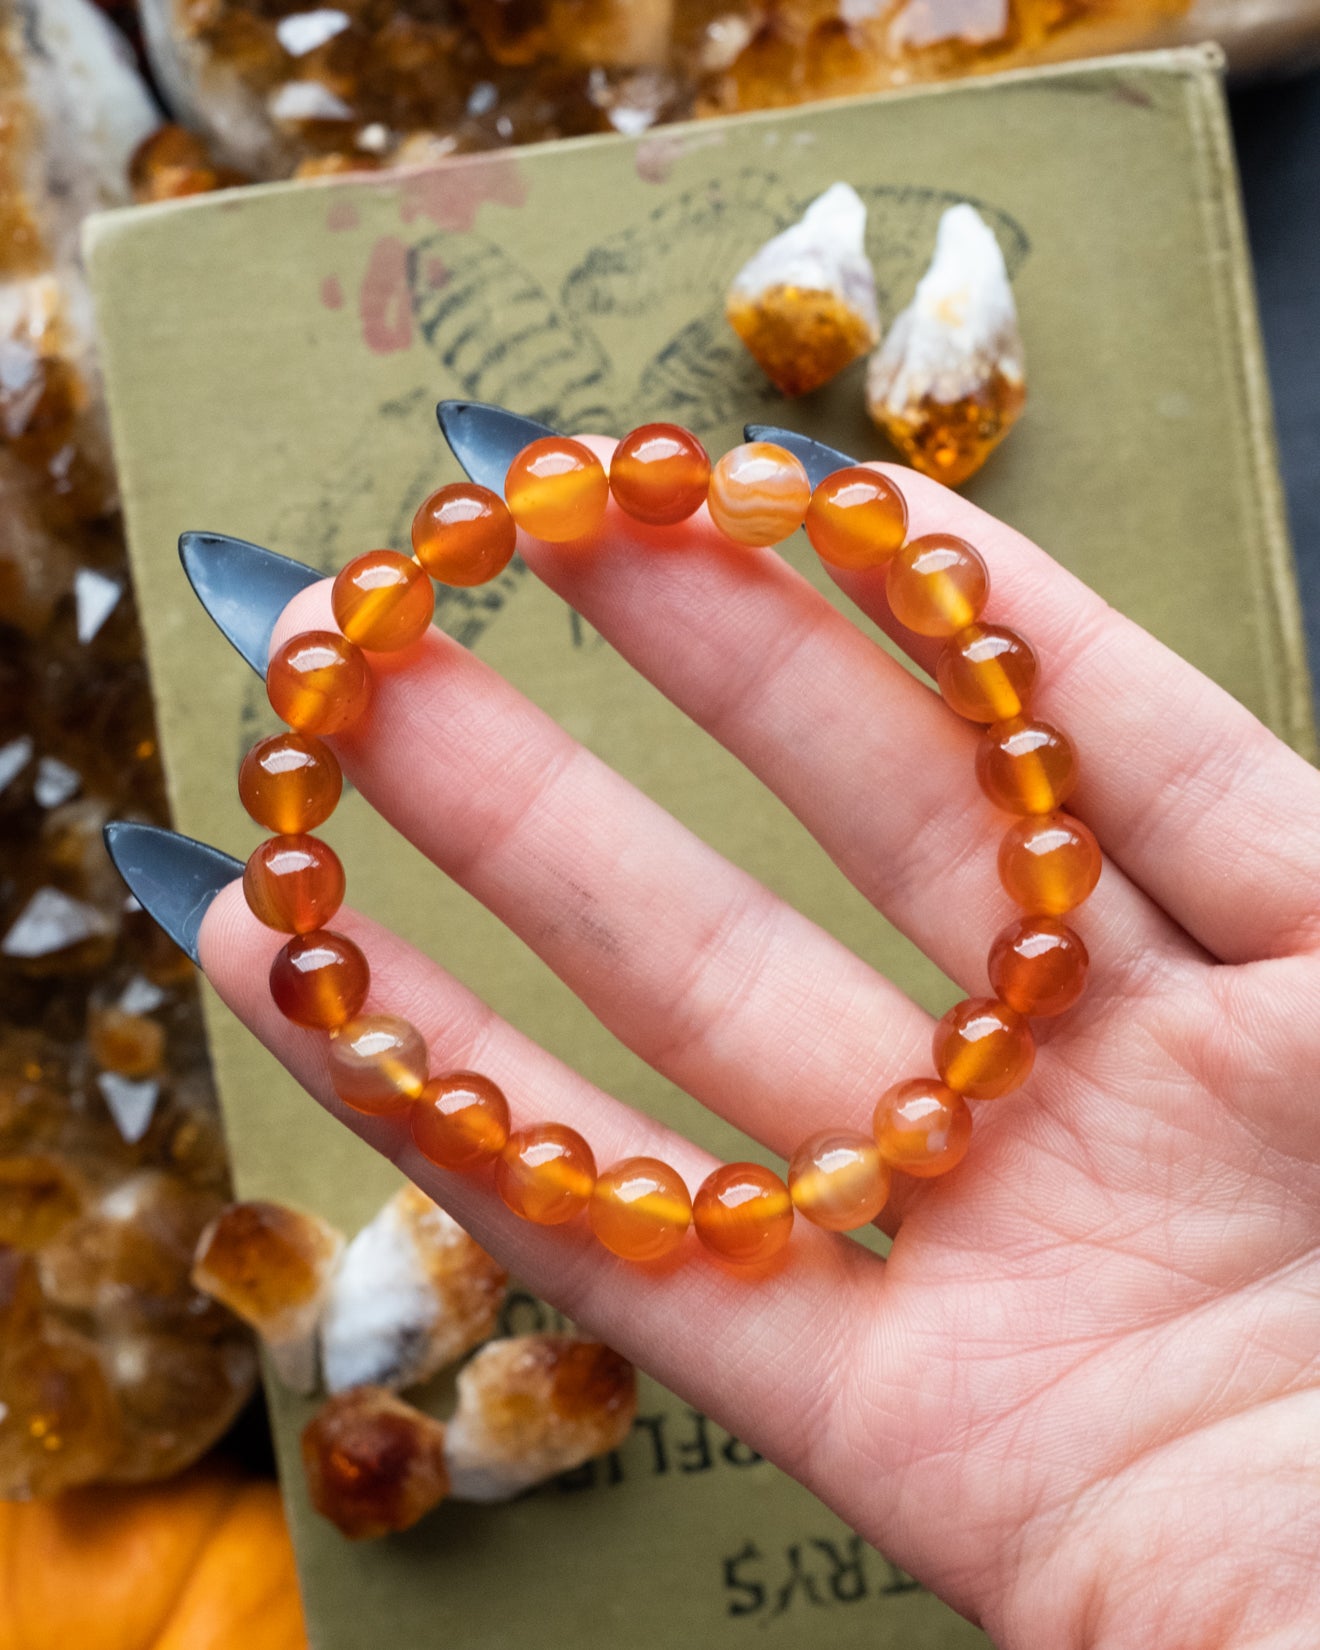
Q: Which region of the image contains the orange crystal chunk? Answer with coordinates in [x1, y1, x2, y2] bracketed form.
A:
[804, 466, 908, 570]
[977, 716, 1077, 815]
[874, 373, 1026, 489]
[238, 732, 342, 834]
[193, 1200, 342, 1327]
[411, 1072, 511, 1170]
[269, 930, 369, 1031]
[872, 1078, 973, 1178]
[707, 442, 811, 547]
[933, 998, 1034, 1100]
[988, 916, 1089, 1018]
[411, 482, 517, 586]
[496, 1123, 596, 1225]
[787, 1130, 889, 1231]
[998, 811, 1102, 915]
[331, 550, 435, 652]
[243, 834, 345, 935]
[727, 287, 877, 399]
[609, 424, 711, 526]
[504, 438, 608, 543]
[328, 1014, 429, 1114]
[937, 623, 1038, 723]
[267, 631, 372, 738]
[886, 533, 989, 636]
[589, 1157, 691, 1261]
[0, 1331, 121, 1499]
[302, 1385, 449, 1541]
[693, 1162, 793, 1265]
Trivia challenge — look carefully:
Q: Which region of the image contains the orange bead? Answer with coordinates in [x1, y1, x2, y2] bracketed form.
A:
[411, 482, 516, 586]
[977, 716, 1077, 815]
[787, 1130, 889, 1231]
[988, 916, 1089, 1018]
[504, 437, 608, 542]
[998, 811, 1102, 915]
[238, 733, 342, 834]
[872, 1078, 973, 1178]
[803, 466, 908, 570]
[937, 623, 1038, 723]
[331, 550, 434, 652]
[243, 834, 345, 934]
[589, 1156, 692, 1261]
[706, 442, 810, 547]
[495, 1123, 596, 1225]
[269, 929, 369, 1030]
[609, 424, 711, 525]
[410, 1071, 511, 1170]
[693, 1162, 793, 1265]
[886, 534, 989, 637]
[933, 998, 1035, 1100]
[267, 630, 372, 737]
[327, 1014, 429, 1113]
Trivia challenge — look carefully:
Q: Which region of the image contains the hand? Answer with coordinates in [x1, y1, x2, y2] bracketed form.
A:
[196, 439, 1320, 1648]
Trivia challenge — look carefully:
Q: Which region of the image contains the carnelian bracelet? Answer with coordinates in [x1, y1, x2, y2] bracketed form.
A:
[238, 424, 1100, 1268]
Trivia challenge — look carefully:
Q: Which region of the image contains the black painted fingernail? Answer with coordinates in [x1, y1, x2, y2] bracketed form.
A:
[104, 822, 242, 966]
[179, 531, 320, 676]
[436, 400, 557, 491]
[743, 425, 857, 489]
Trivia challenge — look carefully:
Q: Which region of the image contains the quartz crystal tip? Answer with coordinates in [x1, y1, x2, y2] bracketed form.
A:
[103, 822, 241, 965]
[435, 401, 558, 491]
[179, 530, 320, 675]
[743, 425, 858, 489]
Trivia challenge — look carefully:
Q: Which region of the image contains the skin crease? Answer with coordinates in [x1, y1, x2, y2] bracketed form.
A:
[201, 439, 1320, 1649]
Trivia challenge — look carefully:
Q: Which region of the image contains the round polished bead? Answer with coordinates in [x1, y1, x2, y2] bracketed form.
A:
[803, 466, 908, 570]
[589, 1156, 692, 1261]
[410, 1072, 511, 1170]
[267, 631, 372, 737]
[706, 442, 811, 547]
[331, 550, 434, 652]
[496, 1123, 596, 1225]
[504, 437, 608, 542]
[872, 1078, 973, 1178]
[693, 1162, 794, 1264]
[933, 998, 1035, 1100]
[787, 1130, 890, 1231]
[988, 916, 1089, 1018]
[411, 482, 517, 586]
[243, 834, 345, 934]
[977, 716, 1078, 815]
[609, 424, 711, 525]
[328, 1014, 429, 1114]
[269, 930, 369, 1030]
[937, 624, 1038, 723]
[886, 534, 989, 637]
[998, 812, 1102, 914]
[238, 733, 342, 834]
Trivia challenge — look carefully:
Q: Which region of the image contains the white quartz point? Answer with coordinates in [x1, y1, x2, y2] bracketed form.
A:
[729, 181, 879, 333]
[320, 1185, 507, 1395]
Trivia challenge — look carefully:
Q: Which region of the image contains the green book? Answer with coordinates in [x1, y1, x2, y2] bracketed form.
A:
[87, 45, 1311, 1650]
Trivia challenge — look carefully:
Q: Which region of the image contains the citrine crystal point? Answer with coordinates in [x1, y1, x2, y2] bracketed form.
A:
[302, 1385, 450, 1541]
[178, 531, 320, 676]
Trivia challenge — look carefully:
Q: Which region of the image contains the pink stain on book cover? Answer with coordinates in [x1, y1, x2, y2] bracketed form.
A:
[358, 236, 413, 354]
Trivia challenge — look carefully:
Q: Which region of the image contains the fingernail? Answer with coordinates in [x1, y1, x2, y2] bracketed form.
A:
[179, 531, 320, 676]
[435, 400, 557, 491]
[743, 425, 857, 488]
[103, 822, 242, 965]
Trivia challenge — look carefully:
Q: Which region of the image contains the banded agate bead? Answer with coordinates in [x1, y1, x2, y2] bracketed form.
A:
[937, 624, 1038, 723]
[609, 424, 711, 525]
[589, 1157, 691, 1261]
[411, 1072, 511, 1170]
[267, 632, 372, 738]
[693, 1162, 793, 1264]
[411, 483, 516, 586]
[269, 930, 369, 1030]
[328, 1014, 429, 1114]
[977, 717, 1077, 815]
[886, 535, 988, 637]
[332, 551, 434, 652]
[872, 1079, 973, 1178]
[933, 998, 1034, 1100]
[239, 733, 342, 834]
[998, 812, 1102, 914]
[804, 466, 907, 570]
[706, 442, 810, 546]
[496, 1123, 596, 1225]
[243, 835, 345, 934]
[787, 1130, 889, 1231]
[988, 917, 1089, 1018]
[505, 438, 608, 542]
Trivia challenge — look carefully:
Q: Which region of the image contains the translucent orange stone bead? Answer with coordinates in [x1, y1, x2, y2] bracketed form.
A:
[706, 442, 810, 547]
[977, 716, 1078, 815]
[504, 437, 608, 542]
[803, 466, 908, 570]
[998, 811, 1102, 915]
[331, 550, 434, 652]
[411, 482, 517, 587]
[886, 533, 989, 637]
[589, 1157, 692, 1261]
[988, 916, 1089, 1018]
[609, 424, 711, 526]
[495, 1123, 596, 1225]
[238, 733, 342, 834]
[327, 1014, 429, 1114]
[267, 631, 372, 737]
[872, 1078, 973, 1178]
[269, 930, 369, 1030]
[410, 1071, 511, 1170]
[933, 998, 1035, 1100]
[937, 623, 1038, 723]
[693, 1162, 793, 1265]
[243, 834, 345, 934]
[787, 1130, 890, 1231]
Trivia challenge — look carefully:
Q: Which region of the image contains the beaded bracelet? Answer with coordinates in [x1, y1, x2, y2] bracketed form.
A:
[237, 423, 1099, 1269]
